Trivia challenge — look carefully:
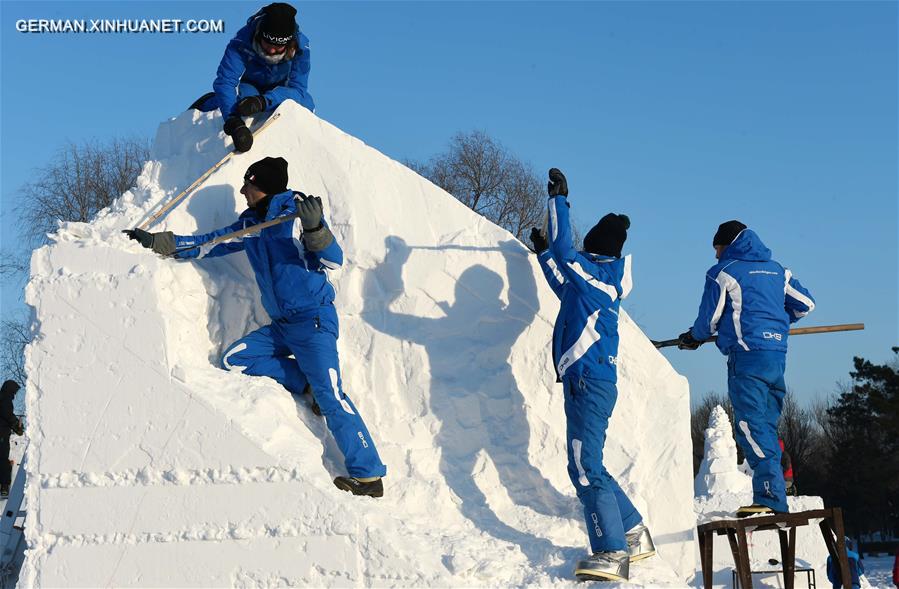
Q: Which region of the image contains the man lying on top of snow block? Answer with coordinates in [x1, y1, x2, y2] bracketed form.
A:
[678, 220, 815, 518]
[531, 168, 655, 582]
[124, 157, 387, 498]
[190, 2, 314, 153]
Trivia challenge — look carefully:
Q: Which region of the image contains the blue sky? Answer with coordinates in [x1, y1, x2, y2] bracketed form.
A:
[1, 1, 896, 406]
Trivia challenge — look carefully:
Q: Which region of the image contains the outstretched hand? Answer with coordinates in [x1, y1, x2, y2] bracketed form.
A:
[123, 228, 154, 249]
[548, 168, 568, 197]
[122, 228, 176, 256]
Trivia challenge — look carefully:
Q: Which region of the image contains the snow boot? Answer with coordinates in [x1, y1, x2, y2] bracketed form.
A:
[625, 522, 656, 562]
[575, 550, 629, 582]
[333, 476, 383, 498]
[188, 91, 215, 111]
[736, 504, 777, 518]
[0, 484, 8, 498]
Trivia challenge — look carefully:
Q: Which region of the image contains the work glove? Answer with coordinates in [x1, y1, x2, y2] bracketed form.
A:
[12, 419, 23, 437]
[529, 227, 548, 253]
[547, 168, 568, 197]
[295, 193, 334, 252]
[122, 228, 177, 256]
[677, 329, 703, 350]
[236, 95, 267, 116]
[295, 192, 324, 230]
[223, 116, 253, 152]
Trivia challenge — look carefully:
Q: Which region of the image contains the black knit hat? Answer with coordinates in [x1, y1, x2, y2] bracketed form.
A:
[1, 381, 19, 396]
[244, 157, 288, 195]
[584, 213, 630, 258]
[713, 220, 747, 247]
[259, 3, 297, 46]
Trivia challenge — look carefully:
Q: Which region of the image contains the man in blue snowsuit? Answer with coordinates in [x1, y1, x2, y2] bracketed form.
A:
[678, 220, 815, 517]
[125, 157, 386, 497]
[826, 538, 864, 589]
[530, 168, 654, 582]
[190, 3, 314, 153]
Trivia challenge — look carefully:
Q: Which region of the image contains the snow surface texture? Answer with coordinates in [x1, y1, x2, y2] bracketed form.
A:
[23, 101, 695, 587]
[694, 406, 830, 588]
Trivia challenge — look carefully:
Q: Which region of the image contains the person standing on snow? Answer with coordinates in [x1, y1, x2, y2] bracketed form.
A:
[677, 220, 815, 518]
[190, 2, 314, 153]
[530, 168, 654, 582]
[123, 157, 386, 498]
[0, 380, 24, 498]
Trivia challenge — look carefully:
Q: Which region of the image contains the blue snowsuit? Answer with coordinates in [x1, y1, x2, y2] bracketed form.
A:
[689, 229, 814, 512]
[173, 190, 385, 479]
[827, 548, 864, 589]
[540, 194, 641, 553]
[197, 8, 314, 117]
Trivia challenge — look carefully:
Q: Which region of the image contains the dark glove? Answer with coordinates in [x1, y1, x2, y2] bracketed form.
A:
[236, 95, 267, 116]
[548, 168, 568, 197]
[123, 228, 177, 256]
[677, 329, 703, 350]
[223, 117, 253, 152]
[785, 481, 796, 496]
[295, 192, 323, 230]
[529, 227, 548, 252]
[295, 193, 335, 252]
[12, 419, 23, 437]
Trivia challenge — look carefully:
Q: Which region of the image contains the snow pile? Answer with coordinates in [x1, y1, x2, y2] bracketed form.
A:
[23, 101, 696, 586]
[694, 405, 752, 496]
[694, 408, 829, 587]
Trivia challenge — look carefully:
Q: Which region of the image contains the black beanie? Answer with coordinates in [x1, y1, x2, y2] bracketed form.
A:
[584, 213, 630, 258]
[244, 157, 289, 195]
[1, 380, 19, 396]
[713, 220, 747, 247]
[259, 3, 297, 46]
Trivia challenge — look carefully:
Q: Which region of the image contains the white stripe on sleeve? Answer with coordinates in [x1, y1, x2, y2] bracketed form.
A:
[784, 269, 815, 318]
[546, 256, 565, 286]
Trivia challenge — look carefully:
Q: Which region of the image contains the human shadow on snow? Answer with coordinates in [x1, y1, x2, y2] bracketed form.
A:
[362, 235, 575, 564]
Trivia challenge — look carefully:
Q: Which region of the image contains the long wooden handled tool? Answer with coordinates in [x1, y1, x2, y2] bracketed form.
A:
[167, 195, 324, 257]
[138, 112, 282, 231]
[651, 323, 865, 349]
[169, 210, 301, 257]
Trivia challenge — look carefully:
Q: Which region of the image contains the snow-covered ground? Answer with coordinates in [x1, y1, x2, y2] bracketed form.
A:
[21, 101, 697, 587]
[861, 555, 896, 588]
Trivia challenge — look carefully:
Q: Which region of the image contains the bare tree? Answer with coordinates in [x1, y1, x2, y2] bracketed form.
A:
[409, 131, 547, 243]
[778, 390, 825, 491]
[2, 135, 150, 397]
[0, 314, 29, 385]
[16, 137, 150, 244]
